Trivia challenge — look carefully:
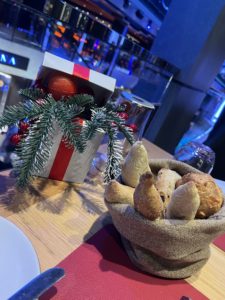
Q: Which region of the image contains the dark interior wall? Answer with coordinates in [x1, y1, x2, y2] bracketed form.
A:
[144, 0, 225, 153]
[151, 0, 225, 72]
[6, 76, 32, 107]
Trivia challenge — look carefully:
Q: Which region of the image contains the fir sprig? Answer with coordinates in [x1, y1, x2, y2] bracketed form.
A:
[0, 88, 92, 186]
[54, 101, 86, 152]
[84, 107, 135, 182]
[65, 94, 94, 107]
[104, 126, 123, 182]
[15, 109, 55, 187]
[104, 110, 135, 145]
[84, 108, 108, 140]
[0, 98, 55, 129]
[84, 107, 134, 144]
[0, 87, 135, 186]
[18, 88, 45, 101]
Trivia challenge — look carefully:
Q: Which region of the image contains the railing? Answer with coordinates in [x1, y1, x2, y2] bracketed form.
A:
[0, 0, 51, 49]
[0, 0, 176, 93]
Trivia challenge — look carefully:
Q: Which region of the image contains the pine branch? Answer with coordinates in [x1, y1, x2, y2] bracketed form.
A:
[115, 123, 135, 145]
[102, 110, 135, 145]
[105, 101, 117, 112]
[54, 102, 86, 152]
[104, 126, 123, 183]
[3, 86, 134, 186]
[83, 108, 107, 140]
[65, 94, 94, 107]
[83, 120, 98, 141]
[90, 107, 113, 130]
[18, 88, 45, 101]
[15, 109, 55, 187]
[0, 98, 55, 129]
[86, 107, 134, 145]
[105, 110, 124, 123]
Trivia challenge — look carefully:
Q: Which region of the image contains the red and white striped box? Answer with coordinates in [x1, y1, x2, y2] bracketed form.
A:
[35, 52, 116, 183]
[38, 124, 104, 183]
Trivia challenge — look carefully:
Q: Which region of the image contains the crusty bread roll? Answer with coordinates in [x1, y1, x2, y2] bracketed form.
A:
[104, 180, 134, 205]
[176, 173, 223, 218]
[155, 168, 181, 207]
[121, 141, 151, 188]
[166, 181, 200, 220]
[134, 172, 164, 220]
[176, 173, 213, 187]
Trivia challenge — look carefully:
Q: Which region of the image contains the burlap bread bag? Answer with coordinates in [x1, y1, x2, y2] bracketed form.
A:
[106, 159, 225, 279]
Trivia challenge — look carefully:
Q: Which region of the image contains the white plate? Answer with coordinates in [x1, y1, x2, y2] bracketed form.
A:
[0, 217, 40, 300]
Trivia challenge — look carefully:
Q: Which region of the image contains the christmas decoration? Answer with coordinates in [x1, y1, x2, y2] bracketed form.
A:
[19, 120, 30, 133]
[47, 72, 78, 100]
[10, 134, 22, 145]
[0, 87, 134, 187]
[128, 123, 138, 133]
[73, 117, 84, 126]
[118, 112, 129, 121]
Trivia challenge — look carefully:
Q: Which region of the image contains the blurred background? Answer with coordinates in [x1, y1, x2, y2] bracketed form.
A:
[1, 0, 225, 179]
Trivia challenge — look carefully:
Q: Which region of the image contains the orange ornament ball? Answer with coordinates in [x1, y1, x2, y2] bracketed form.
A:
[47, 72, 78, 100]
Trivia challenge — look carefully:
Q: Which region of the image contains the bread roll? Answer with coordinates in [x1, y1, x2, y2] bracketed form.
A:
[121, 141, 151, 188]
[166, 181, 200, 220]
[155, 168, 181, 207]
[176, 173, 223, 218]
[134, 172, 164, 220]
[105, 180, 134, 205]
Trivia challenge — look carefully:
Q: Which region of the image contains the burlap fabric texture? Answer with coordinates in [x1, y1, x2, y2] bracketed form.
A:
[106, 159, 225, 279]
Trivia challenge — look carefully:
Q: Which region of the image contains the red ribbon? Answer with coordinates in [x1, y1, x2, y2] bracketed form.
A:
[48, 140, 74, 181]
[48, 63, 89, 181]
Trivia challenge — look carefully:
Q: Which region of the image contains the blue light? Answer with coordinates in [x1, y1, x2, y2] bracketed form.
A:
[128, 55, 135, 75]
[214, 99, 225, 120]
[0, 50, 29, 70]
[9, 57, 16, 66]
[0, 52, 17, 67]
[147, 20, 152, 30]
[0, 54, 6, 63]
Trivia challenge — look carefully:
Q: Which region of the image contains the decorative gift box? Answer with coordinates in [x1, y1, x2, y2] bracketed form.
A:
[0, 53, 135, 187]
[106, 159, 225, 279]
[38, 124, 104, 183]
[34, 53, 116, 183]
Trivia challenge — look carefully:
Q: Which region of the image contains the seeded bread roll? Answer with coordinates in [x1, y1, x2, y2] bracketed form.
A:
[134, 172, 164, 221]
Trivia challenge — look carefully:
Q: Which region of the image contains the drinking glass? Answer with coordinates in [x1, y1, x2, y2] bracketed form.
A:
[174, 142, 215, 173]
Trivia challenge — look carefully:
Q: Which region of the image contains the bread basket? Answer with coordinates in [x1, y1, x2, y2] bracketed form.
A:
[105, 159, 225, 279]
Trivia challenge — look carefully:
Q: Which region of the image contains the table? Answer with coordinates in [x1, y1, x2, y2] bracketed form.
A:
[0, 140, 225, 300]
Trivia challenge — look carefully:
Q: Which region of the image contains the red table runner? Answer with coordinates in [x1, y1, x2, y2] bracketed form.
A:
[41, 225, 207, 300]
[214, 233, 225, 251]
